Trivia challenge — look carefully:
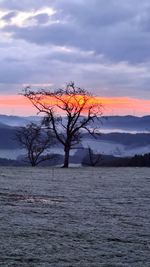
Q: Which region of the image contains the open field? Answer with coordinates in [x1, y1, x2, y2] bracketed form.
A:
[0, 167, 150, 266]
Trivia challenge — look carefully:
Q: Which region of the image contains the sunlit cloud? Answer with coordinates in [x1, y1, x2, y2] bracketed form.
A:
[22, 83, 53, 88]
[0, 6, 56, 28]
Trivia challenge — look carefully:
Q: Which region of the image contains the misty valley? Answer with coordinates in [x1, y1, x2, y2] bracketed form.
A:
[0, 115, 150, 167]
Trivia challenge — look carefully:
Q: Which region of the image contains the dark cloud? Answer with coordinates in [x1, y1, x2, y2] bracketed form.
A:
[0, 0, 52, 11]
[2, 11, 17, 21]
[4, 23, 78, 46]
[4, 19, 150, 64]
[0, 61, 30, 83]
[2, 0, 150, 64]
[55, 0, 135, 27]
[138, 7, 150, 32]
[0, 0, 150, 100]
[32, 13, 50, 24]
[0, 43, 150, 99]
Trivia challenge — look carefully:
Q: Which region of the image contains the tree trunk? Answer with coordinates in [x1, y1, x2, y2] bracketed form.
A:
[63, 145, 70, 168]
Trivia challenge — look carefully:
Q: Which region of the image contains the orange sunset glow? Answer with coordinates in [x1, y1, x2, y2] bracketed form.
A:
[0, 95, 150, 116]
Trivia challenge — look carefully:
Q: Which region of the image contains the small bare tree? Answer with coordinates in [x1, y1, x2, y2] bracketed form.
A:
[87, 147, 102, 166]
[23, 82, 103, 168]
[16, 123, 54, 166]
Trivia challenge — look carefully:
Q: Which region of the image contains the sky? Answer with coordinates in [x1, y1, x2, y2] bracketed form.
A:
[0, 0, 150, 116]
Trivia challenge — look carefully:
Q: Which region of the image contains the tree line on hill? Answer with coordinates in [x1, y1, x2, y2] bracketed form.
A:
[0, 150, 150, 167]
[82, 149, 150, 167]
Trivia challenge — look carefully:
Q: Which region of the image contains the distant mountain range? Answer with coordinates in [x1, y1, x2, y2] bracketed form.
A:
[93, 115, 150, 133]
[0, 114, 150, 132]
[0, 114, 150, 162]
[0, 114, 41, 127]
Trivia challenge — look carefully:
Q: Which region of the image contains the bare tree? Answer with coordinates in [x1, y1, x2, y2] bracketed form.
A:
[87, 147, 102, 166]
[16, 123, 54, 166]
[23, 82, 103, 168]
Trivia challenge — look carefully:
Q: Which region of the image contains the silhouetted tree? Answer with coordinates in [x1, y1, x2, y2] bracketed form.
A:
[88, 147, 102, 166]
[23, 82, 103, 167]
[16, 123, 54, 166]
[82, 147, 102, 166]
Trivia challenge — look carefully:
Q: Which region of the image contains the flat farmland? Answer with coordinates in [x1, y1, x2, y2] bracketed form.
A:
[0, 167, 150, 267]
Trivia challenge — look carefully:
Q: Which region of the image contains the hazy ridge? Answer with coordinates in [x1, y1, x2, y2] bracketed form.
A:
[0, 114, 150, 162]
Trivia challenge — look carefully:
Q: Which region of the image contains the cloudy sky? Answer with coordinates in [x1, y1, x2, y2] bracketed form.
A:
[0, 0, 150, 115]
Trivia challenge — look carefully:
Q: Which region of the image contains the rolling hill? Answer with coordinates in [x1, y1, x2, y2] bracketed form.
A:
[0, 114, 150, 160]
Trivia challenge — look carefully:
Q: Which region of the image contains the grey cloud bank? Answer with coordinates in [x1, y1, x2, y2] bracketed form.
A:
[0, 0, 150, 99]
